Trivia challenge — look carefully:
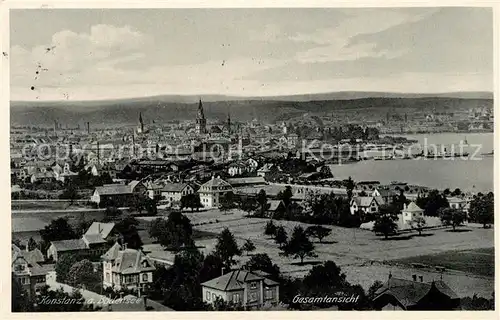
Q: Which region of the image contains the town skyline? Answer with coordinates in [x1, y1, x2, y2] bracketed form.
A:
[10, 7, 493, 101]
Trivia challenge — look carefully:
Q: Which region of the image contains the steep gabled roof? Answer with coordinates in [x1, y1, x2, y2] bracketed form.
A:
[101, 242, 121, 261]
[404, 202, 423, 213]
[84, 222, 115, 239]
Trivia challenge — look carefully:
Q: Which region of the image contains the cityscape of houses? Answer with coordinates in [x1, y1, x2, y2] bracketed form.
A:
[11, 99, 494, 312]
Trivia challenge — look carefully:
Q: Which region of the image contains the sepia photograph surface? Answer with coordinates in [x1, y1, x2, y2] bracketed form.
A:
[6, 4, 496, 314]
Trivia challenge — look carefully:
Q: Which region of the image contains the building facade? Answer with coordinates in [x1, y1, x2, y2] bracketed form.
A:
[101, 243, 155, 293]
[198, 176, 232, 208]
[201, 269, 279, 309]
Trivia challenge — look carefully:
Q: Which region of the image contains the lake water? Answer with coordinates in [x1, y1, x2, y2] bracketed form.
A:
[329, 133, 494, 193]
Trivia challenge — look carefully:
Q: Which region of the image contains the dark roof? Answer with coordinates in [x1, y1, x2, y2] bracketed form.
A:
[201, 269, 278, 291]
[374, 278, 459, 309]
[50, 239, 88, 251]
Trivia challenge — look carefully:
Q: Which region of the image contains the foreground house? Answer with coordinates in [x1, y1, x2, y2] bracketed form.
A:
[201, 269, 279, 309]
[198, 176, 232, 208]
[101, 243, 155, 293]
[47, 222, 116, 262]
[12, 245, 50, 299]
[373, 276, 460, 310]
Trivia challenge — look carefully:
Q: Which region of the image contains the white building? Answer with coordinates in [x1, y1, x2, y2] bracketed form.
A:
[198, 176, 232, 208]
[401, 202, 424, 225]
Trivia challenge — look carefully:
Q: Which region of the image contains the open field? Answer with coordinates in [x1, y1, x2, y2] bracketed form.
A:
[392, 247, 495, 278]
[164, 208, 495, 297]
[11, 200, 90, 211]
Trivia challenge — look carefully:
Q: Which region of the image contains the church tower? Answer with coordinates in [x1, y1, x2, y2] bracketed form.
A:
[196, 99, 207, 134]
[226, 112, 231, 135]
[138, 112, 144, 134]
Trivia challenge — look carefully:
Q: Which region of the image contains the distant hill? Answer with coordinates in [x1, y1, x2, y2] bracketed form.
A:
[10, 93, 493, 128]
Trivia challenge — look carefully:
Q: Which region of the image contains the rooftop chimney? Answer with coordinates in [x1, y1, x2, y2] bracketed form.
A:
[123, 243, 127, 250]
[221, 267, 225, 276]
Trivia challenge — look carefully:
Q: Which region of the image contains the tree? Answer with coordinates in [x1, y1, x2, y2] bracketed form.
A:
[300, 261, 356, 309]
[214, 228, 242, 268]
[67, 259, 101, 292]
[243, 253, 280, 281]
[256, 189, 268, 217]
[148, 218, 168, 242]
[281, 225, 316, 264]
[55, 253, 81, 283]
[241, 239, 256, 256]
[264, 220, 277, 237]
[103, 206, 122, 221]
[274, 225, 288, 248]
[346, 176, 355, 200]
[240, 196, 258, 215]
[277, 186, 293, 208]
[468, 192, 494, 228]
[40, 217, 77, 252]
[156, 212, 194, 250]
[305, 225, 332, 243]
[439, 207, 466, 231]
[367, 280, 384, 301]
[220, 191, 236, 212]
[161, 249, 206, 310]
[59, 183, 79, 204]
[12, 275, 32, 312]
[114, 215, 143, 249]
[74, 216, 95, 238]
[409, 216, 427, 236]
[416, 190, 449, 217]
[373, 213, 398, 239]
[27, 237, 38, 251]
[451, 188, 462, 197]
[180, 194, 202, 212]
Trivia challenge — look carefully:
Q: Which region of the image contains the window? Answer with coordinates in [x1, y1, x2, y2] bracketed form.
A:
[371, 207, 377, 212]
[250, 282, 258, 289]
[265, 289, 273, 300]
[233, 293, 240, 303]
[212, 293, 216, 301]
[206, 291, 211, 301]
[142, 273, 148, 282]
[249, 292, 258, 302]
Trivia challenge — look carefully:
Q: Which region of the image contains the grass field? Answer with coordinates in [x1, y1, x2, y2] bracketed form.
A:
[392, 247, 495, 277]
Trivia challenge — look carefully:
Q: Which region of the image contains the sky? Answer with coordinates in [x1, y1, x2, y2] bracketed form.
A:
[9, 7, 493, 101]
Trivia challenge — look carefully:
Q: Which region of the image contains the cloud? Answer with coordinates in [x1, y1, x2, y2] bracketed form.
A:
[10, 24, 150, 92]
[289, 9, 433, 63]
